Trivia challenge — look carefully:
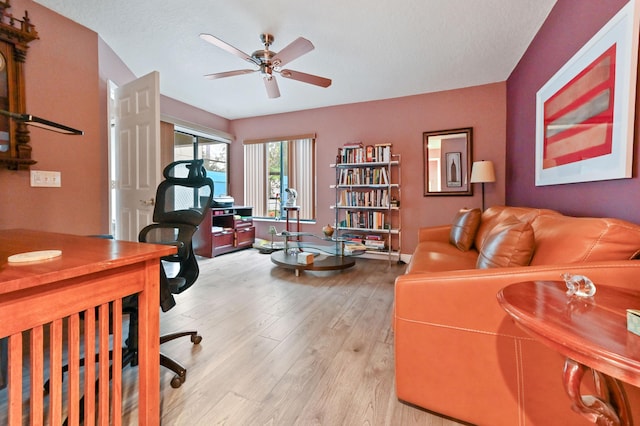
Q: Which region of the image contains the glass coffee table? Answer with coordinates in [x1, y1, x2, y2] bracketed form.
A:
[269, 231, 361, 276]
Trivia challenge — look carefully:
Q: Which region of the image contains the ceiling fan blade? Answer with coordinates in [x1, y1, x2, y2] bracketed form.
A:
[279, 69, 332, 88]
[264, 76, 281, 99]
[271, 37, 314, 68]
[200, 33, 261, 66]
[204, 69, 256, 80]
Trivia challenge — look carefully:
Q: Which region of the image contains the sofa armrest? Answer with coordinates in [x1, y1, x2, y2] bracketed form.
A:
[395, 259, 640, 425]
[418, 225, 451, 243]
[395, 260, 640, 334]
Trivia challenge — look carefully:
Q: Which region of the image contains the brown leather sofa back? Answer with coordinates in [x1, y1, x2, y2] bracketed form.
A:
[473, 206, 640, 266]
[530, 214, 640, 264]
[474, 205, 559, 251]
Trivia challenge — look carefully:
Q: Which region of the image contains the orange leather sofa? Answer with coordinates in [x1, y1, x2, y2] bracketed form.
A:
[394, 206, 640, 425]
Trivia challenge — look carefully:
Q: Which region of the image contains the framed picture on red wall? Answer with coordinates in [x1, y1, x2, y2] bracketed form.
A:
[535, 0, 639, 186]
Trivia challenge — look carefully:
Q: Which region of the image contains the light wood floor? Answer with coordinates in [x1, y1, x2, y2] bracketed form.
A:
[0, 248, 466, 425]
[143, 249, 465, 425]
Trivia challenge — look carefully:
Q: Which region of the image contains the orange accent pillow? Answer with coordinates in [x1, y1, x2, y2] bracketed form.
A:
[476, 215, 535, 268]
[449, 208, 482, 251]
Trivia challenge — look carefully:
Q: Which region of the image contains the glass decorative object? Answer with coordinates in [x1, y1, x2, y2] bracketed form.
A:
[562, 273, 597, 297]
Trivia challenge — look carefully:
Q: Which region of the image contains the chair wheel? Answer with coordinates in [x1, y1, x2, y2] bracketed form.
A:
[191, 334, 202, 344]
[170, 375, 184, 388]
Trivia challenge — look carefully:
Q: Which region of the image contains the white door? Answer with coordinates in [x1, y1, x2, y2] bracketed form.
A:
[110, 71, 161, 241]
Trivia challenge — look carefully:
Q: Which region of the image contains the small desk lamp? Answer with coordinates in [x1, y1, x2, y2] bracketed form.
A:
[470, 160, 495, 211]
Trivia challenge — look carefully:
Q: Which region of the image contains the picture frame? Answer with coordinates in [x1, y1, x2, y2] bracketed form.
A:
[445, 152, 462, 187]
[423, 127, 473, 196]
[535, 0, 640, 186]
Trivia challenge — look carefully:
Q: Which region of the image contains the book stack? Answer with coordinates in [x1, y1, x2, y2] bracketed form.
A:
[364, 235, 386, 251]
[341, 233, 364, 243]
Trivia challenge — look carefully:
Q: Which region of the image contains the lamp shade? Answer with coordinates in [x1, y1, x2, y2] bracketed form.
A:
[470, 160, 496, 183]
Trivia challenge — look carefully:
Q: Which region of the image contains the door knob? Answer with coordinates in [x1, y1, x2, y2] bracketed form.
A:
[140, 197, 155, 206]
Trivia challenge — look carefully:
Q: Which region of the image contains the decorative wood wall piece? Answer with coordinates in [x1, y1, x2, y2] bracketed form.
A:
[0, 1, 38, 170]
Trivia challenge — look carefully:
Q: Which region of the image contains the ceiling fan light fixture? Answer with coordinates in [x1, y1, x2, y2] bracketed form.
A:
[201, 32, 331, 98]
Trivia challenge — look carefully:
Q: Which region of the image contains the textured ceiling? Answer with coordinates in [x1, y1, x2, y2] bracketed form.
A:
[34, 0, 557, 120]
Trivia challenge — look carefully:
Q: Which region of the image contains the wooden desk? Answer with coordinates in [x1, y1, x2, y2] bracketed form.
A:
[498, 280, 640, 426]
[0, 229, 175, 425]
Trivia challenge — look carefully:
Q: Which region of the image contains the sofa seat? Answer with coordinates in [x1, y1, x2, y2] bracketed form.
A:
[394, 206, 640, 426]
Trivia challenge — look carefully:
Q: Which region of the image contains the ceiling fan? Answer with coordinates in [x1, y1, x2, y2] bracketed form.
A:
[199, 33, 332, 99]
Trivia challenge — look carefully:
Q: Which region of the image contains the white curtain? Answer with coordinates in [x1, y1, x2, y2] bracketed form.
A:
[289, 138, 315, 219]
[244, 135, 315, 220]
[244, 144, 266, 217]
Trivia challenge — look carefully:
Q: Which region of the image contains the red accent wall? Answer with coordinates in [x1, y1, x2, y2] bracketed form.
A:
[506, 0, 640, 222]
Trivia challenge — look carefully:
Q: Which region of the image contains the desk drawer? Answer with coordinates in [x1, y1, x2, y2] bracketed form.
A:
[236, 226, 255, 247]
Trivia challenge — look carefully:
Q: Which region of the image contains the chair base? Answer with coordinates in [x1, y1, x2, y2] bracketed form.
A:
[160, 330, 202, 388]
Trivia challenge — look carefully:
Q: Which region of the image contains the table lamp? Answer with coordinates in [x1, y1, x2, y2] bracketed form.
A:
[470, 160, 495, 211]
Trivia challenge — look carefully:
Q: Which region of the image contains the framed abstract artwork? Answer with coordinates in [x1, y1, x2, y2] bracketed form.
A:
[535, 0, 640, 186]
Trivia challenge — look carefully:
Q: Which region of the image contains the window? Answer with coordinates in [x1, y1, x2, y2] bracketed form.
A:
[244, 134, 316, 220]
[174, 129, 229, 197]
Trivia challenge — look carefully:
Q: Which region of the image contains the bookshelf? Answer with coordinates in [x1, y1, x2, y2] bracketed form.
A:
[331, 142, 402, 263]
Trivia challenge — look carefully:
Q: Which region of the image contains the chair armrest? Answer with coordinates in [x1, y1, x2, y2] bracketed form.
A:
[418, 225, 451, 243]
[155, 241, 184, 249]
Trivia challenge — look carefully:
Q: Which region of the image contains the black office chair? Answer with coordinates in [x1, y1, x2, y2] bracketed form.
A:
[44, 163, 212, 424]
[138, 159, 214, 388]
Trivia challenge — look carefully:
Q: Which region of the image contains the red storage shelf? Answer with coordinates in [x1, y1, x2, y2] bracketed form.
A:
[194, 206, 254, 257]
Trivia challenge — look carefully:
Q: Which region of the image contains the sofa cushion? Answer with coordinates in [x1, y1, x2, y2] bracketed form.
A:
[407, 241, 478, 273]
[475, 206, 560, 251]
[476, 215, 535, 268]
[449, 208, 481, 251]
[530, 215, 640, 265]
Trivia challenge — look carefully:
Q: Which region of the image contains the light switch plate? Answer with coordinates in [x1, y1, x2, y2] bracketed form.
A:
[30, 170, 61, 187]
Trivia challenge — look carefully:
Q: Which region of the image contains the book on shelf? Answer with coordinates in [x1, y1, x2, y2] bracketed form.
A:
[374, 143, 392, 163]
[338, 188, 389, 208]
[364, 239, 386, 250]
[366, 145, 374, 162]
[344, 210, 386, 229]
[338, 166, 389, 185]
[343, 141, 363, 148]
[342, 232, 365, 243]
[337, 141, 394, 164]
[344, 242, 367, 255]
[380, 167, 388, 184]
[339, 144, 365, 163]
